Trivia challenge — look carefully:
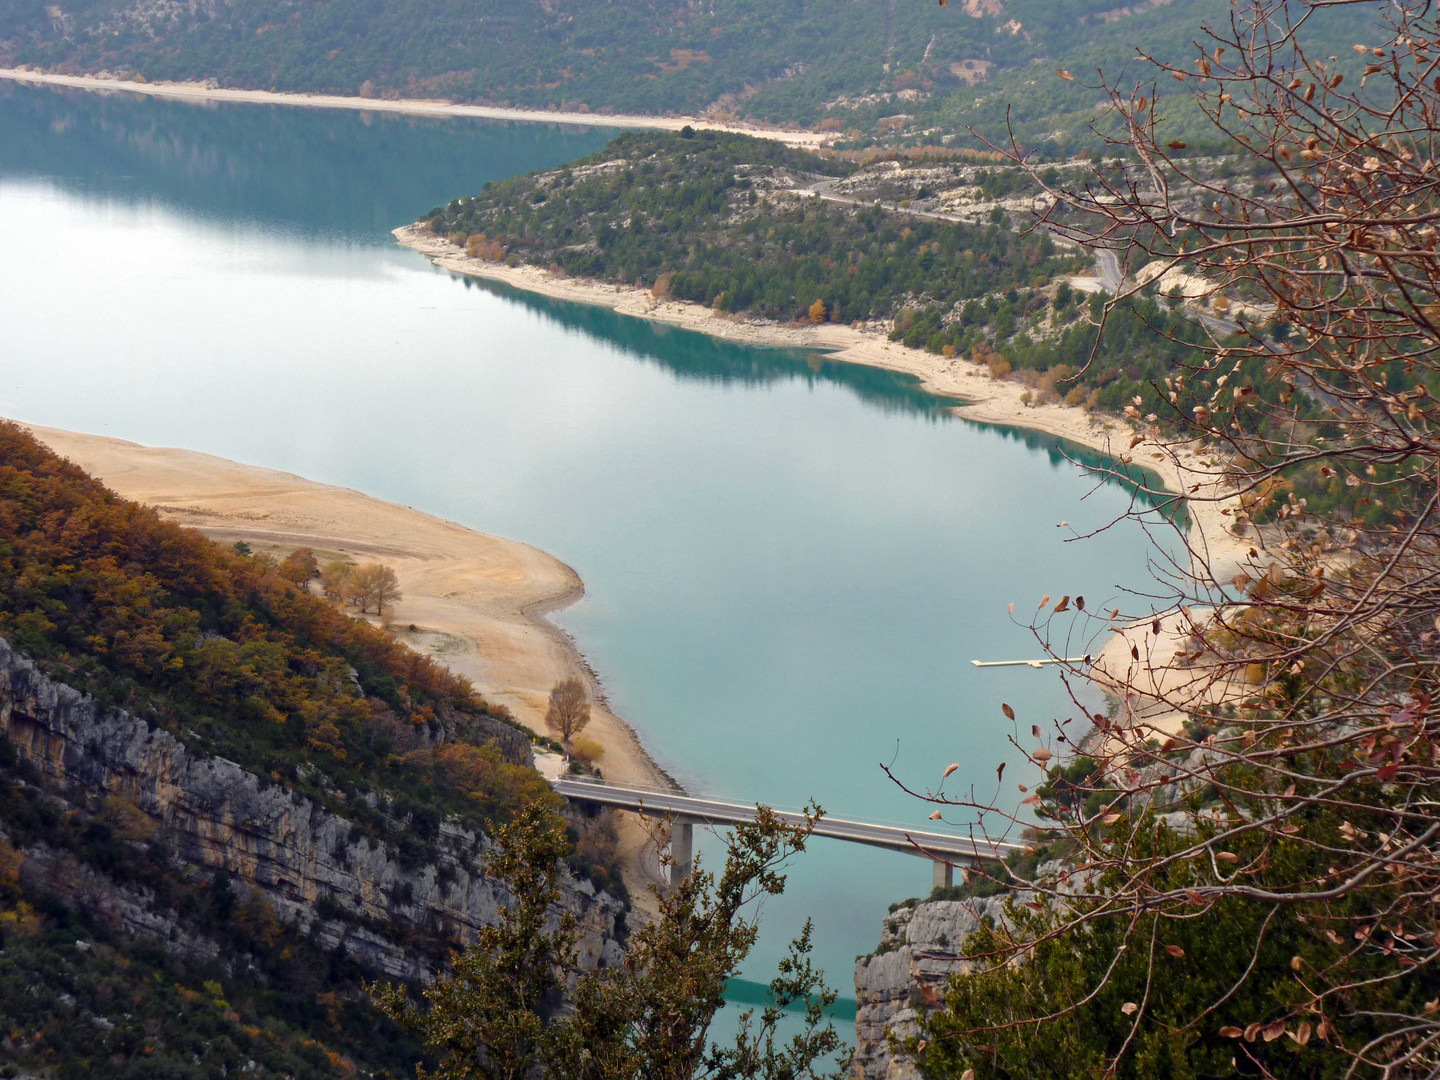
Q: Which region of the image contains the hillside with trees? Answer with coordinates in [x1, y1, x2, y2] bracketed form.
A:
[858, 0, 1440, 1076]
[0, 421, 555, 834]
[0, 0, 1378, 149]
[418, 129, 1287, 434]
[420, 129, 1079, 326]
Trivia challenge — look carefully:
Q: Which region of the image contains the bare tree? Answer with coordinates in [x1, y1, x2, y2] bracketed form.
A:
[545, 677, 591, 749]
[900, 3, 1440, 1076]
[347, 563, 402, 615]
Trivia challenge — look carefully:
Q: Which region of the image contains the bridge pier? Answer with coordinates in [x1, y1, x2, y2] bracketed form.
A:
[933, 859, 954, 891]
[669, 817, 695, 885]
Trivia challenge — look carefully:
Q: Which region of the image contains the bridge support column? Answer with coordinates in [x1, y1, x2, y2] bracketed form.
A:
[933, 859, 953, 891]
[669, 817, 695, 885]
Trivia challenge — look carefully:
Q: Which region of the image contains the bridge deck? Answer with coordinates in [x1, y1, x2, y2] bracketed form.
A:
[552, 778, 1018, 865]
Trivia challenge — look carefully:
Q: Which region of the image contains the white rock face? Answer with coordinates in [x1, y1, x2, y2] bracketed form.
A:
[852, 896, 1012, 1080]
[0, 635, 625, 982]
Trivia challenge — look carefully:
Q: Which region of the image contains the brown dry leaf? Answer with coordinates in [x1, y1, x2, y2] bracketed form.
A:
[1216, 851, 1241, 863]
[1219, 1026, 1244, 1038]
[1165, 944, 1186, 958]
[1263, 1021, 1287, 1043]
[1034, 748, 1054, 764]
[929, 810, 944, 820]
[1003, 703, 1016, 721]
[1294, 1022, 1312, 1046]
[943, 763, 960, 778]
[1102, 813, 1123, 824]
[1058, 69, 1075, 81]
[1244, 1022, 1263, 1042]
[1120, 1002, 1139, 1016]
[1054, 595, 1070, 612]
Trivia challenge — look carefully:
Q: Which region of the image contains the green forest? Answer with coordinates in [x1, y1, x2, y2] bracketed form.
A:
[424, 130, 1077, 325]
[0, 0, 1382, 149]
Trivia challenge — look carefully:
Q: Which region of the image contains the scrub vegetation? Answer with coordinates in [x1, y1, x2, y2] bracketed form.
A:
[0, 0, 1379, 148]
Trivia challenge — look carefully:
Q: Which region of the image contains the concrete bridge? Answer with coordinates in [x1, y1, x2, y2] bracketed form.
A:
[551, 777, 1021, 888]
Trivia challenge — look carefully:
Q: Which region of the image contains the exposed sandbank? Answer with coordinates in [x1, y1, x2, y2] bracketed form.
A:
[0, 68, 828, 147]
[394, 224, 1255, 584]
[18, 421, 676, 898]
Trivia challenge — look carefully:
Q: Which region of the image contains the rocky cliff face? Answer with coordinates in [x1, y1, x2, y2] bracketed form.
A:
[0, 635, 624, 984]
[852, 895, 1012, 1080]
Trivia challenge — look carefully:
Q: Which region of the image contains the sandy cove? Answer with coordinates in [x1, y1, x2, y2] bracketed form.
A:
[18, 421, 676, 901]
[0, 68, 828, 147]
[396, 225, 1255, 583]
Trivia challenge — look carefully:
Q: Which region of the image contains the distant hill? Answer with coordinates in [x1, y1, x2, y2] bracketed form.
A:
[0, 0, 1381, 149]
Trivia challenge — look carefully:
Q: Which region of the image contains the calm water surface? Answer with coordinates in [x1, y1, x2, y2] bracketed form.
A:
[0, 84, 1169, 1004]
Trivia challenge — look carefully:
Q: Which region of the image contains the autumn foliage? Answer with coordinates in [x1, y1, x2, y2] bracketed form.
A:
[0, 420, 537, 827]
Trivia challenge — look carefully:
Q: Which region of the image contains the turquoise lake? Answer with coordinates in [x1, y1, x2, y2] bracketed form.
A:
[0, 82, 1170, 1009]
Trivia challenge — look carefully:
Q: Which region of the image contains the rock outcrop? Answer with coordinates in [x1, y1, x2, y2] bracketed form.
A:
[0, 635, 624, 983]
[852, 895, 1012, 1080]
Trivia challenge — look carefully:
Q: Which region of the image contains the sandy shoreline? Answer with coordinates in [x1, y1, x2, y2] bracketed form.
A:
[0, 68, 828, 147]
[395, 224, 1255, 584]
[17, 421, 677, 898]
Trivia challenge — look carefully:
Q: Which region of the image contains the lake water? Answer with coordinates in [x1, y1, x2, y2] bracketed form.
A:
[0, 82, 1168, 1011]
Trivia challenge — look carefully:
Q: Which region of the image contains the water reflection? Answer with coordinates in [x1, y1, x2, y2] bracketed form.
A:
[0, 81, 614, 241]
[458, 272, 1187, 520]
[459, 273, 963, 418]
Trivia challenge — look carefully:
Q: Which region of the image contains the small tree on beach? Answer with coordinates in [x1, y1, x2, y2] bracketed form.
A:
[348, 563, 402, 615]
[544, 677, 590, 749]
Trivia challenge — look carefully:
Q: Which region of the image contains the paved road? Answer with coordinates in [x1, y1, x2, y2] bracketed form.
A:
[552, 778, 1017, 865]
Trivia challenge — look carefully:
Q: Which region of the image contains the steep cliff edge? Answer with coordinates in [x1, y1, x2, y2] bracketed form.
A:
[852, 895, 1014, 1080]
[0, 634, 625, 984]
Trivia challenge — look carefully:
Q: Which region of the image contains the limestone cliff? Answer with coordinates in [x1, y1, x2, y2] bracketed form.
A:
[852, 895, 1013, 1080]
[0, 635, 624, 984]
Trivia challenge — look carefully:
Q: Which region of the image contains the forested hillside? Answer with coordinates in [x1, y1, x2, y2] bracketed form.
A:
[0, 422, 555, 834]
[0, 421, 626, 1077]
[417, 129, 1260, 423]
[0, 0, 1379, 148]
[422, 130, 1078, 327]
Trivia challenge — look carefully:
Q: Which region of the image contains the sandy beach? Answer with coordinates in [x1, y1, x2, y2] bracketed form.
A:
[395, 225, 1256, 584]
[18, 421, 677, 898]
[0, 68, 829, 147]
